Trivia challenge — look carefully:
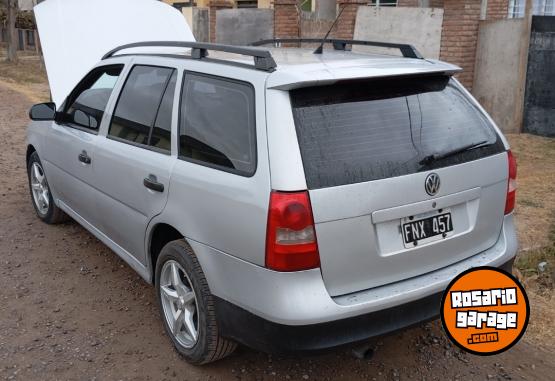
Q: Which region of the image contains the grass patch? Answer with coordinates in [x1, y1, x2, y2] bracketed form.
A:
[515, 219, 555, 292]
[0, 56, 50, 103]
[0, 57, 47, 85]
[519, 198, 544, 208]
[516, 246, 555, 276]
[508, 134, 555, 250]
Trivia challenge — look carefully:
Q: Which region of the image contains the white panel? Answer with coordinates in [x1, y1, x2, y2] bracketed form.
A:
[353, 7, 444, 59]
[265, 90, 308, 191]
[35, 0, 194, 105]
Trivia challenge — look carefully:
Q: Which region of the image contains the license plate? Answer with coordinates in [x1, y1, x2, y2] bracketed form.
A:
[402, 211, 453, 247]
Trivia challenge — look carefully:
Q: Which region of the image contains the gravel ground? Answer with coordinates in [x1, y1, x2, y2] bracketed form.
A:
[0, 82, 554, 381]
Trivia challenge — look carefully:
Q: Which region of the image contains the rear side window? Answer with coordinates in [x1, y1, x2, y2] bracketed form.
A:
[179, 73, 256, 176]
[151, 72, 177, 151]
[62, 65, 123, 131]
[291, 76, 505, 189]
[108, 65, 176, 152]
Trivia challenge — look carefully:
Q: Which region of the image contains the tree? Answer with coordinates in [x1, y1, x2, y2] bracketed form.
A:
[4, 0, 18, 63]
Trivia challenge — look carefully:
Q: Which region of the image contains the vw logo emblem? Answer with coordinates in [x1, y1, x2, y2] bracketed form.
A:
[425, 173, 441, 196]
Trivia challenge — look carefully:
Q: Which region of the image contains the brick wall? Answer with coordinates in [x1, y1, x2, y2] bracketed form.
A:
[209, 0, 233, 43]
[334, 0, 446, 41]
[396, 0, 506, 18]
[398, 0, 444, 5]
[301, 12, 335, 38]
[439, 0, 482, 90]
[274, 0, 300, 39]
[335, 0, 367, 39]
[486, 0, 509, 20]
[397, 0, 419, 6]
[429, 0, 444, 7]
[329, 0, 506, 90]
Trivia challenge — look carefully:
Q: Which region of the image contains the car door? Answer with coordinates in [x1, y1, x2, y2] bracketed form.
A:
[92, 63, 179, 265]
[43, 65, 124, 227]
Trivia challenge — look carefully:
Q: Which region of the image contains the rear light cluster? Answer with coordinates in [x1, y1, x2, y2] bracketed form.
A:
[265, 191, 320, 272]
[504, 150, 517, 215]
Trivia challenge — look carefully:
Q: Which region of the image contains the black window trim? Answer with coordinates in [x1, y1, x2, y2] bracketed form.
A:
[149, 68, 176, 148]
[177, 71, 258, 178]
[56, 64, 125, 135]
[106, 135, 172, 155]
[106, 64, 178, 155]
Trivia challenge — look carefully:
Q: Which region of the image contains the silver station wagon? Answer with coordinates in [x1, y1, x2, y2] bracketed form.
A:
[27, 1, 517, 365]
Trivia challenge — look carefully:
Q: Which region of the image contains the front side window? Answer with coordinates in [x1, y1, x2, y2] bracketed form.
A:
[108, 65, 176, 152]
[179, 74, 256, 176]
[62, 65, 123, 130]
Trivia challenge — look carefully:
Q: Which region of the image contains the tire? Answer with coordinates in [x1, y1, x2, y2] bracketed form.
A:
[27, 151, 68, 224]
[155, 239, 237, 364]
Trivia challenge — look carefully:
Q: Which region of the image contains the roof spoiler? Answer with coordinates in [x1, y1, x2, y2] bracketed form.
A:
[267, 69, 463, 91]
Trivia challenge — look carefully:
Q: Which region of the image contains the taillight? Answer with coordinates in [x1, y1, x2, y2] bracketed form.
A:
[505, 150, 517, 214]
[265, 191, 320, 271]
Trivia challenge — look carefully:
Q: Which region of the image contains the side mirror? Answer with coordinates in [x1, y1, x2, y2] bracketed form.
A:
[29, 102, 57, 121]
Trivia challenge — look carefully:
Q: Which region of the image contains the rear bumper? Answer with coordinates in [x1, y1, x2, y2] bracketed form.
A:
[215, 258, 514, 354]
[193, 214, 518, 328]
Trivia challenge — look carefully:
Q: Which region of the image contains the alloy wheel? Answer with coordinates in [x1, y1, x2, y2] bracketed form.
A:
[159, 260, 199, 348]
[30, 162, 50, 215]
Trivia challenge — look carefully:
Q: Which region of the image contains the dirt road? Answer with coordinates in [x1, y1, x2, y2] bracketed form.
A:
[0, 82, 554, 380]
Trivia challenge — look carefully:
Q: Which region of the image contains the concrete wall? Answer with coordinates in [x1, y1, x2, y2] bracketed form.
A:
[353, 7, 444, 59]
[216, 9, 274, 45]
[0, 27, 38, 51]
[182, 7, 194, 31]
[193, 8, 209, 42]
[258, 0, 272, 8]
[315, 0, 337, 20]
[473, 18, 530, 133]
[18, 0, 37, 11]
[300, 11, 335, 38]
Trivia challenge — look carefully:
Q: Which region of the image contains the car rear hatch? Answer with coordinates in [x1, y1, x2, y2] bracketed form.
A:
[290, 75, 508, 297]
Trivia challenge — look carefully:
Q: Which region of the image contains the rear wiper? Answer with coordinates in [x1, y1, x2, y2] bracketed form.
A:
[419, 140, 491, 166]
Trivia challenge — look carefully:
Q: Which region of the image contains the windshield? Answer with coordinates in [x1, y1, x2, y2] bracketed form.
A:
[290, 76, 505, 189]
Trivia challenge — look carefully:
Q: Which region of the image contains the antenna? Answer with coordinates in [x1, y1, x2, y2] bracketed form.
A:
[313, 4, 347, 54]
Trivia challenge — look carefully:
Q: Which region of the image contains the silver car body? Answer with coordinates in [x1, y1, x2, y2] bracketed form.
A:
[27, 48, 517, 328]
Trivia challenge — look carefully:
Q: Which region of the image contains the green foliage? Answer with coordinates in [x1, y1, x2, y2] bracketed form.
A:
[0, 8, 36, 29]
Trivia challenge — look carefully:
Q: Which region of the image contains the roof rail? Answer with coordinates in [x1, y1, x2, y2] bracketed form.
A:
[250, 38, 424, 59]
[102, 41, 278, 72]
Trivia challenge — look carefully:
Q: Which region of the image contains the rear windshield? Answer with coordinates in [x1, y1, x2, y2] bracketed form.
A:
[290, 76, 505, 189]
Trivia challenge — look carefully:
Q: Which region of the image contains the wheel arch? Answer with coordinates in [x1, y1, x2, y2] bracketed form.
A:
[147, 222, 186, 283]
[26, 144, 37, 166]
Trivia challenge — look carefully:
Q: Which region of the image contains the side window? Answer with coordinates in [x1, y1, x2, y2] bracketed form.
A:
[62, 65, 123, 131]
[108, 65, 176, 152]
[151, 72, 177, 151]
[179, 74, 256, 176]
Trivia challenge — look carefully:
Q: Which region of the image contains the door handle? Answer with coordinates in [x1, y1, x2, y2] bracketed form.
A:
[143, 175, 164, 193]
[78, 151, 91, 164]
